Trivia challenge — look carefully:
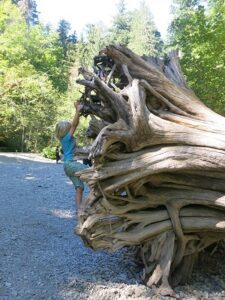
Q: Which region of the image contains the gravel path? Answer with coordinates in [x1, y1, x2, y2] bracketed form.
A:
[1, 153, 225, 300]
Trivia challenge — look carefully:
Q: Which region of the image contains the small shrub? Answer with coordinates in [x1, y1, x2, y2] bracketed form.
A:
[42, 146, 56, 160]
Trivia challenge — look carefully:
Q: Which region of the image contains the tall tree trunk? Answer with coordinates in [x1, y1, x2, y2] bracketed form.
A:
[75, 45, 225, 297]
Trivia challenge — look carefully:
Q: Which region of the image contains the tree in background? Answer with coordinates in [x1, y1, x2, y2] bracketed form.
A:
[108, 0, 131, 46]
[77, 23, 107, 68]
[57, 19, 78, 57]
[108, 0, 163, 56]
[57, 19, 71, 55]
[168, 0, 225, 114]
[57, 19, 78, 84]
[128, 0, 162, 56]
[0, 0, 69, 151]
[13, 0, 39, 25]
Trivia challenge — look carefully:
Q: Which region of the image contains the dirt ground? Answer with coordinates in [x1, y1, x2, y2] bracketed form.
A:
[1, 152, 225, 300]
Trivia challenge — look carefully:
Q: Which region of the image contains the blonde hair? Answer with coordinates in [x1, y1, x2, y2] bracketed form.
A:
[55, 121, 71, 139]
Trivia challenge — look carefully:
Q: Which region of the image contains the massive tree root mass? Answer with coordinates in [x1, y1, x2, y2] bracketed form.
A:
[75, 45, 225, 297]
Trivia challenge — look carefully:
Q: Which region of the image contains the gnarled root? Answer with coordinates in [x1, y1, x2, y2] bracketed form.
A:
[75, 45, 225, 297]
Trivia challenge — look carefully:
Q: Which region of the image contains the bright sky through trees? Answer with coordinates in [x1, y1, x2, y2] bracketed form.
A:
[36, 0, 172, 38]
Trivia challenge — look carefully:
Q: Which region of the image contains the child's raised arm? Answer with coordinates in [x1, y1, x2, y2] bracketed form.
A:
[69, 102, 83, 136]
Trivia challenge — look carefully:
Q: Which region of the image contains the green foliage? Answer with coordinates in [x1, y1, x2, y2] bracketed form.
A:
[42, 145, 56, 159]
[0, 0, 68, 151]
[108, 0, 131, 46]
[77, 24, 108, 68]
[57, 19, 71, 54]
[76, 1, 164, 71]
[107, 0, 164, 57]
[16, 0, 39, 25]
[128, 1, 160, 56]
[168, 0, 225, 114]
[0, 2, 70, 91]
[1, 70, 59, 151]
[76, 116, 92, 147]
[57, 19, 78, 62]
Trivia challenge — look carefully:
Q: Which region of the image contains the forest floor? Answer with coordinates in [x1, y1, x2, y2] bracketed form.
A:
[1, 152, 225, 300]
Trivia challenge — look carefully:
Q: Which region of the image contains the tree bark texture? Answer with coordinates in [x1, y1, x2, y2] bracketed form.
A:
[75, 45, 225, 297]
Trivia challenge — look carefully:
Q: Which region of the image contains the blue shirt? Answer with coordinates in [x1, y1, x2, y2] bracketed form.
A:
[60, 132, 76, 161]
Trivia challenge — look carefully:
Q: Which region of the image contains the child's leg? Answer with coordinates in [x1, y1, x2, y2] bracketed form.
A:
[75, 187, 83, 209]
[64, 161, 88, 213]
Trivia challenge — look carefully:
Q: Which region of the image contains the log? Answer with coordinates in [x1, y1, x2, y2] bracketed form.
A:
[75, 45, 225, 297]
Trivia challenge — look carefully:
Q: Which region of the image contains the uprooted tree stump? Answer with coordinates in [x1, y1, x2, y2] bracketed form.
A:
[75, 45, 225, 297]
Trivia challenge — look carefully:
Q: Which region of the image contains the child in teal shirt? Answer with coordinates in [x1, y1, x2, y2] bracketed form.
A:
[55, 102, 88, 212]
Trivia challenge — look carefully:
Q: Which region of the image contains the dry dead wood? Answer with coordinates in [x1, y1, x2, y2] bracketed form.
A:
[75, 45, 225, 297]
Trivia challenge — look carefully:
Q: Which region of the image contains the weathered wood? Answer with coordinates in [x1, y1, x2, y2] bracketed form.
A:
[75, 44, 225, 297]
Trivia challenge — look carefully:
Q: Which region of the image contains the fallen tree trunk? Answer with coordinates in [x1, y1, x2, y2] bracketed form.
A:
[75, 45, 225, 297]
